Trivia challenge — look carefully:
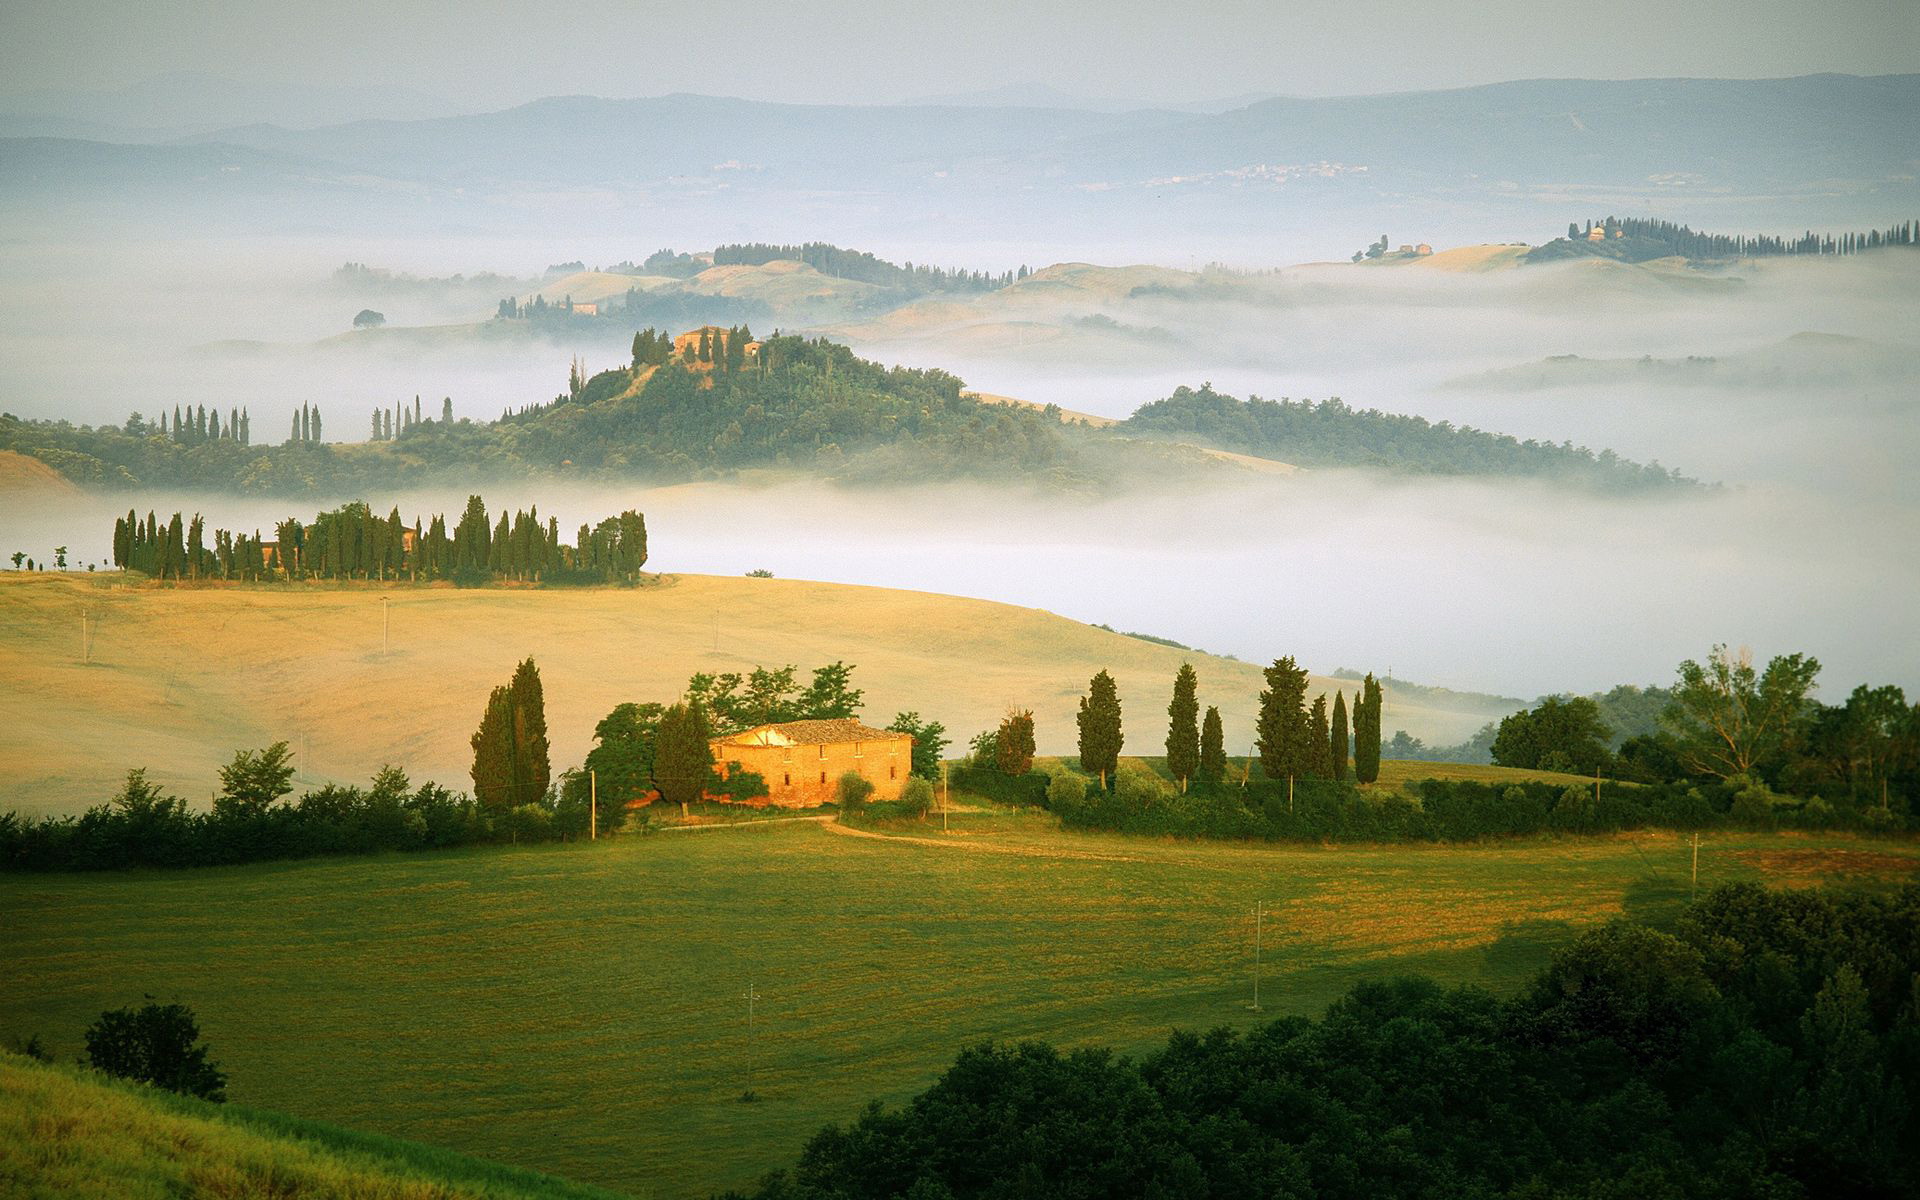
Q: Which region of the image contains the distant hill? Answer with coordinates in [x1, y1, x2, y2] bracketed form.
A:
[8, 75, 1914, 239]
[0, 571, 1521, 815]
[1448, 332, 1920, 392]
[0, 1053, 621, 1200]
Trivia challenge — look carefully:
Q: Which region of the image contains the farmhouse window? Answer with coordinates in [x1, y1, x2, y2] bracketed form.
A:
[889, 764, 897, 779]
[819, 771, 827, 784]
[854, 742, 864, 758]
[818, 744, 826, 759]
[783, 773, 790, 786]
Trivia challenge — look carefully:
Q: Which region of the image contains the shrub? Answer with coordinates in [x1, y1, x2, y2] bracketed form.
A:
[84, 1001, 227, 1102]
[837, 771, 875, 813]
[1047, 771, 1088, 810]
[901, 776, 936, 817]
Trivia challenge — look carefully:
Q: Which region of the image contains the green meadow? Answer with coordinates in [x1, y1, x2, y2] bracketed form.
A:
[4, 813, 1914, 1198]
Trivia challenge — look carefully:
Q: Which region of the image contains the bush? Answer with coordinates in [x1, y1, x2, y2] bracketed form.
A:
[1046, 771, 1087, 810]
[949, 764, 1050, 808]
[84, 1001, 226, 1102]
[837, 771, 875, 813]
[901, 776, 936, 817]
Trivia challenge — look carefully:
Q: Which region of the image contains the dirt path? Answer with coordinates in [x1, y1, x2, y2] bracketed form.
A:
[653, 814, 835, 833]
[821, 819, 1146, 864]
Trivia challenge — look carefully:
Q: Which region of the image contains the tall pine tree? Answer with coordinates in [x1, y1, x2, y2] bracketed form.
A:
[1075, 669, 1124, 787]
[509, 657, 550, 803]
[1199, 705, 1226, 787]
[1255, 657, 1311, 782]
[1355, 674, 1383, 784]
[1308, 694, 1332, 778]
[470, 685, 517, 810]
[1330, 690, 1350, 782]
[1165, 663, 1200, 791]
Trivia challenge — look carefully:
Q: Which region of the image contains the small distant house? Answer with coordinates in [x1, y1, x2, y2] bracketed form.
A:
[671, 325, 762, 365]
[1415, 243, 1433, 256]
[711, 719, 913, 808]
[571, 302, 598, 317]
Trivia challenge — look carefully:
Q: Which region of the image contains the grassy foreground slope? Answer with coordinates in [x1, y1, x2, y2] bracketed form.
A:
[0, 1054, 623, 1200]
[0, 572, 1513, 815]
[3, 817, 1912, 1197]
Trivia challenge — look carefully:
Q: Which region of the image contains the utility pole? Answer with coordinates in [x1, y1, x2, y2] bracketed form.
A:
[382, 596, 390, 656]
[590, 768, 597, 841]
[80, 611, 91, 664]
[1249, 901, 1264, 1011]
[1288, 774, 1294, 813]
[742, 977, 761, 1098]
[941, 761, 950, 832]
[1690, 831, 1701, 901]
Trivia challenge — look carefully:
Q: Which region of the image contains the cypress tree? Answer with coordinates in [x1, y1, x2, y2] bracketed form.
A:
[1199, 706, 1226, 787]
[996, 709, 1036, 777]
[311, 407, 322, 443]
[509, 657, 550, 804]
[1165, 663, 1200, 791]
[1255, 656, 1311, 782]
[1308, 694, 1332, 778]
[1330, 690, 1350, 781]
[1075, 669, 1124, 787]
[470, 685, 518, 810]
[653, 701, 714, 812]
[1355, 673, 1383, 784]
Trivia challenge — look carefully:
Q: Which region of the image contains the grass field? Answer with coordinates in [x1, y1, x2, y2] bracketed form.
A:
[4, 815, 1912, 1197]
[0, 573, 1518, 815]
[0, 1054, 624, 1199]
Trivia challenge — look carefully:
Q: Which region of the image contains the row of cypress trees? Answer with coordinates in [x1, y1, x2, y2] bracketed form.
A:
[1073, 661, 1385, 790]
[156, 404, 249, 445]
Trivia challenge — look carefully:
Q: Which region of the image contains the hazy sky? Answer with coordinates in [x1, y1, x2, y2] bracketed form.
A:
[4, 0, 1916, 111]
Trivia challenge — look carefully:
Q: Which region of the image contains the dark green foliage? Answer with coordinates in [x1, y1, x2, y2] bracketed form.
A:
[835, 771, 875, 813]
[1164, 664, 1200, 788]
[1663, 645, 1823, 780]
[1123, 383, 1694, 490]
[652, 702, 715, 809]
[1330, 690, 1350, 781]
[686, 663, 865, 735]
[1075, 670, 1123, 785]
[947, 764, 1050, 808]
[1491, 694, 1613, 775]
[1197, 706, 1226, 786]
[995, 710, 1035, 777]
[1255, 656, 1311, 781]
[470, 686, 518, 810]
[886, 712, 948, 780]
[509, 658, 551, 804]
[85, 1000, 227, 1102]
[1354, 673, 1382, 784]
[576, 702, 665, 811]
[727, 883, 1920, 1200]
[1307, 693, 1332, 778]
[214, 742, 295, 817]
[1528, 214, 1918, 263]
[711, 242, 1014, 292]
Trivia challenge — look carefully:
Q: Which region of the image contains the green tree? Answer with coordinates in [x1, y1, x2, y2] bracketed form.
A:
[801, 662, 863, 719]
[888, 712, 948, 779]
[470, 685, 517, 810]
[1256, 657, 1311, 782]
[1165, 663, 1200, 791]
[1355, 673, 1383, 784]
[85, 1000, 227, 1102]
[1307, 694, 1332, 778]
[1661, 645, 1821, 780]
[1330, 690, 1350, 781]
[1076, 670, 1124, 787]
[1199, 706, 1226, 786]
[997, 709, 1036, 777]
[653, 701, 716, 812]
[509, 658, 550, 803]
[1492, 695, 1613, 775]
[215, 742, 295, 817]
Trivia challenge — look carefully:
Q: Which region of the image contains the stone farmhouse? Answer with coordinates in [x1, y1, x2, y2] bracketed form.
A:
[711, 719, 913, 808]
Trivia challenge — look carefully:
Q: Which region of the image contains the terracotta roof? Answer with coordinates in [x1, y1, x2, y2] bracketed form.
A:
[714, 719, 909, 746]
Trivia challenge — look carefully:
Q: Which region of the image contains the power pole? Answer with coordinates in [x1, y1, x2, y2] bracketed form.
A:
[382, 596, 390, 656]
[590, 768, 597, 841]
[1690, 832, 1701, 900]
[742, 977, 761, 1098]
[80, 611, 90, 664]
[1249, 901, 1264, 1011]
[941, 761, 949, 832]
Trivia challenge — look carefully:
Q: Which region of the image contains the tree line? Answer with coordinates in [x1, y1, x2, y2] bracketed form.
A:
[110, 494, 646, 585]
[1121, 383, 1695, 491]
[1491, 644, 1918, 821]
[723, 882, 1920, 1199]
[155, 404, 250, 446]
[710, 241, 1022, 293]
[1551, 214, 1919, 259]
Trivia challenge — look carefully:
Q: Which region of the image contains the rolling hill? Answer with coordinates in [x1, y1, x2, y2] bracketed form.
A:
[0, 571, 1517, 815]
[0, 1054, 621, 1200]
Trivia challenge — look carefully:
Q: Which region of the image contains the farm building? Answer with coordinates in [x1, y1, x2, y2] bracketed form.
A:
[672, 325, 761, 364]
[711, 719, 913, 808]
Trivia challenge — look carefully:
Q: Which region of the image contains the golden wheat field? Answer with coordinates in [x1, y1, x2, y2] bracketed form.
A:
[0, 572, 1514, 815]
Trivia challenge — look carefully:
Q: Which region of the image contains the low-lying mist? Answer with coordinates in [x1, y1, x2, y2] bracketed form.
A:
[11, 466, 1914, 706]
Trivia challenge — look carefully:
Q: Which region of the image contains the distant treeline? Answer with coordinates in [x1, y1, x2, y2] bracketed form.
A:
[2, 334, 1690, 495]
[1121, 383, 1696, 490]
[1532, 215, 1919, 262]
[710, 241, 1022, 293]
[725, 883, 1920, 1199]
[110, 495, 646, 584]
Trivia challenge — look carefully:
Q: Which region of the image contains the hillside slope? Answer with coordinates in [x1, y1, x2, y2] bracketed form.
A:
[0, 572, 1514, 815]
[0, 1054, 622, 1200]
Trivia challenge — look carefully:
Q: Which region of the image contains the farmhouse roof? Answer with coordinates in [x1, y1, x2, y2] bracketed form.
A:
[714, 719, 907, 747]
